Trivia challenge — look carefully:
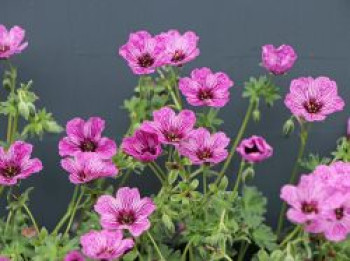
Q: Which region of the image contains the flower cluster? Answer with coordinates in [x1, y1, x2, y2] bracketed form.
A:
[59, 117, 118, 184]
[119, 29, 199, 74]
[79, 187, 155, 260]
[281, 161, 350, 242]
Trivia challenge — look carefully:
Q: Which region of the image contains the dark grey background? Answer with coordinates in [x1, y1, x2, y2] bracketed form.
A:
[1, 0, 349, 229]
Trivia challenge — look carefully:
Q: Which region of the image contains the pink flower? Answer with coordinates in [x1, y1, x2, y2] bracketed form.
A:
[61, 152, 118, 184]
[280, 175, 331, 232]
[94, 187, 156, 237]
[0, 257, 10, 261]
[141, 107, 196, 146]
[236, 135, 273, 163]
[119, 31, 165, 75]
[0, 25, 28, 59]
[59, 117, 117, 159]
[80, 230, 134, 260]
[319, 193, 350, 242]
[178, 127, 230, 165]
[121, 129, 162, 162]
[261, 44, 297, 75]
[0, 141, 43, 186]
[179, 67, 234, 107]
[64, 250, 85, 261]
[284, 77, 345, 122]
[158, 29, 199, 66]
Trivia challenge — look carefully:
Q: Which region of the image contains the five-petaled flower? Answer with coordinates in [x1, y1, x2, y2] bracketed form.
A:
[178, 127, 230, 165]
[0, 25, 28, 59]
[236, 135, 273, 163]
[158, 29, 199, 66]
[284, 77, 345, 122]
[261, 44, 297, 75]
[121, 128, 162, 162]
[119, 31, 165, 75]
[0, 141, 43, 186]
[141, 107, 196, 146]
[179, 67, 234, 107]
[80, 230, 134, 260]
[59, 117, 117, 159]
[61, 152, 118, 184]
[94, 187, 156, 237]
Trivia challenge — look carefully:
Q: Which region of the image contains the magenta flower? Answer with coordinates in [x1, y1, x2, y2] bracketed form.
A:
[61, 152, 118, 184]
[64, 250, 85, 261]
[94, 187, 156, 237]
[320, 192, 350, 242]
[179, 67, 234, 107]
[119, 31, 165, 75]
[236, 135, 273, 163]
[261, 44, 297, 75]
[178, 127, 230, 165]
[284, 77, 345, 122]
[80, 230, 134, 260]
[0, 25, 28, 59]
[121, 129, 162, 162]
[0, 257, 10, 261]
[280, 174, 332, 233]
[141, 107, 196, 146]
[0, 141, 43, 186]
[158, 29, 199, 66]
[59, 117, 117, 159]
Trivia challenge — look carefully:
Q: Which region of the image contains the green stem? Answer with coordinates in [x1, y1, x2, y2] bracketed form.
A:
[233, 160, 245, 194]
[147, 231, 165, 261]
[218, 100, 255, 184]
[6, 115, 12, 144]
[22, 203, 40, 234]
[118, 169, 132, 188]
[189, 168, 203, 179]
[237, 242, 249, 261]
[64, 186, 85, 236]
[276, 124, 309, 238]
[148, 162, 165, 184]
[279, 226, 301, 247]
[181, 240, 192, 261]
[0, 186, 4, 198]
[52, 186, 79, 235]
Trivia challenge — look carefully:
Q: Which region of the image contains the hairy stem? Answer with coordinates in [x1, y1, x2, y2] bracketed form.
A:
[64, 186, 85, 236]
[276, 123, 309, 238]
[147, 231, 165, 261]
[232, 160, 245, 194]
[22, 203, 40, 234]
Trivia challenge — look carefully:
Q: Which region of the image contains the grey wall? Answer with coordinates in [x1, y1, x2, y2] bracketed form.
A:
[1, 0, 350, 229]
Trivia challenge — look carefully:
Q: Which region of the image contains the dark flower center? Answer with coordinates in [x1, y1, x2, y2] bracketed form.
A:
[78, 171, 87, 181]
[80, 139, 97, 152]
[244, 144, 260, 154]
[141, 146, 157, 155]
[303, 98, 323, 114]
[198, 89, 214, 101]
[0, 44, 10, 53]
[301, 201, 318, 214]
[165, 132, 181, 142]
[117, 210, 136, 225]
[137, 53, 155, 68]
[171, 50, 186, 63]
[197, 148, 212, 160]
[2, 164, 21, 178]
[335, 207, 344, 220]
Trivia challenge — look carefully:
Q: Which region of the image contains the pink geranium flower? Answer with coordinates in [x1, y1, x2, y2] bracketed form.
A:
[121, 129, 162, 162]
[59, 117, 117, 159]
[61, 152, 118, 184]
[0, 25, 28, 59]
[284, 77, 345, 122]
[280, 175, 331, 232]
[320, 193, 350, 242]
[0, 257, 10, 261]
[158, 29, 199, 66]
[119, 31, 165, 75]
[236, 135, 273, 163]
[179, 67, 234, 107]
[94, 187, 156, 237]
[141, 107, 196, 146]
[178, 127, 230, 165]
[64, 250, 85, 261]
[0, 141, 43, 186]
[80, 230, 134, 260]
[261, 44, 297, 75]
